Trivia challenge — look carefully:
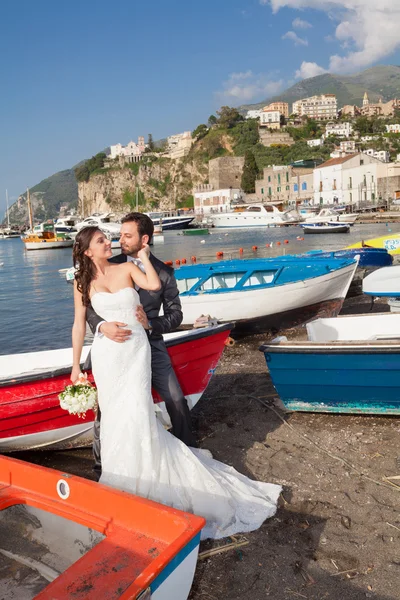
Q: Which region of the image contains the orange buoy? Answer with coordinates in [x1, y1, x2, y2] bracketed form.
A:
[216, 251, 224, 258]
[252, 245, 258, 251]
[284, 240, 289, 244]
[164, 260, 173, 266]
[239, 247, 244, 253]
[191, 256, 197, 263]
[175, 259, 181, 266]
[181, 258, 187, 264]
[277, 241, 281, 246]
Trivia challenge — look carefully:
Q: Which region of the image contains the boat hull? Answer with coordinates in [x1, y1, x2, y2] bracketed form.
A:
[0, 325, 231, 452]
[260, 343, 400, 415]
[306, 248, 392, 269]
[0, 455, 204, 600]
[179, 261, 357, 332]
[347, 233, 400, 255]
[302, 224, 350, 234]
[22, 240, 74, 250]
[152, 217, 194, 230]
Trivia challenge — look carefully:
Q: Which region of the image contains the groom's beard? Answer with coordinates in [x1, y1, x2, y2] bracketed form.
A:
[120, 241, 143, 257]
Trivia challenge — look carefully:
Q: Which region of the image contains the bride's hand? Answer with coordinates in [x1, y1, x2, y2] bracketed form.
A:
[70, 365, 82, 383]
[137, 243, 150, 261]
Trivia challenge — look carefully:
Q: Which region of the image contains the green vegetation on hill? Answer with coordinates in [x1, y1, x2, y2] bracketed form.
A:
[75, 152, 107, 182]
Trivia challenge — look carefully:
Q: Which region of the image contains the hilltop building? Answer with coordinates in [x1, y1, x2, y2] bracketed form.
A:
[246, 109, 264, 120]
[386, 124, 400, 134]
[165, 131, 193, 159]
[324, 121, 353, 138]
[110, 137, 146, 162]
[361, 93, 400, 117]
[259, 110, 281, 129]
[263, 102, 289, 118]
[339, 105, 361, 118]
[292, 94, 337, 120]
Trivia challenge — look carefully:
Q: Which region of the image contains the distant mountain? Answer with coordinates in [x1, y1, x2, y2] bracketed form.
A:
[239, 65, 400, 113]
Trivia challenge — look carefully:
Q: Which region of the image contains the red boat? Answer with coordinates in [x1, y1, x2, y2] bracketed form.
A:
[0, 324, 231, 452]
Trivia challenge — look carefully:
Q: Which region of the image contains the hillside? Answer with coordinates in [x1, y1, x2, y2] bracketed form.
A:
[240, 65, 400, 113]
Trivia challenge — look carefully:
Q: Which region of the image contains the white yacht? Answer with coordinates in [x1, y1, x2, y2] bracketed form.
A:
[75, 213, 121, 235]
[305, 208, 358, 225]
[145, 211, 194, 231]
[54, 215, 81, 238]
[208, 204, 301, 229]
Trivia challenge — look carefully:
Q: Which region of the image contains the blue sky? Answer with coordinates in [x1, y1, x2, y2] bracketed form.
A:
[1, 0, 400, 216]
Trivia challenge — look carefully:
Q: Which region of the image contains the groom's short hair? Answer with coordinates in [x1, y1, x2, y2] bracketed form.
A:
[121, 212, 154, 239]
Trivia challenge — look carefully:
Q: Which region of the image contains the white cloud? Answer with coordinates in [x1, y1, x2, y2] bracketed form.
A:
[292, 17, 312, 29]
[295, 61, 327, 79]
[282, 30, 308, 46]
[265, 0, 400, 73]
[216, 71, 285, 103]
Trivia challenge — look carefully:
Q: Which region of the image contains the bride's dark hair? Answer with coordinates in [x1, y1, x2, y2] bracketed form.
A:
[72, 227, 103, 306]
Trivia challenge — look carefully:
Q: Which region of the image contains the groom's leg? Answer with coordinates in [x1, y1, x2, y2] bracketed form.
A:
[150, 339, 197, 447]
[92, 407, 102, 481]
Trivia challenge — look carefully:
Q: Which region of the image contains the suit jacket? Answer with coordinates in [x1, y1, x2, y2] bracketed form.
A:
[85, 253, 183, 340]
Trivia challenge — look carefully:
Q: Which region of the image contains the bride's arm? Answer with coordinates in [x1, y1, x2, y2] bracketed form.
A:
[126, 247, 161, 291]
[71, 281, 87, 382]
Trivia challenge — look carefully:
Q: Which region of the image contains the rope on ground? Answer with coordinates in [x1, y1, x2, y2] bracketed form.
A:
[212, 393, 398, 493]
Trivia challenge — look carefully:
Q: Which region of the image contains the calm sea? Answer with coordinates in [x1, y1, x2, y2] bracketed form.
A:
[1, 223, 399, 355]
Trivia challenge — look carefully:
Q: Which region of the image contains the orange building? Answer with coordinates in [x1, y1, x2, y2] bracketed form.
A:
[263, 101, 289, 118]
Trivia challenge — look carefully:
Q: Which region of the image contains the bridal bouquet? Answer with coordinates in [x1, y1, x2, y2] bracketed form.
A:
[59, 373, 98, 418]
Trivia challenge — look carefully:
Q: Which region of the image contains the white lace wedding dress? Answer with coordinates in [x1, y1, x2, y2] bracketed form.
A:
[91, 287, 281, 540]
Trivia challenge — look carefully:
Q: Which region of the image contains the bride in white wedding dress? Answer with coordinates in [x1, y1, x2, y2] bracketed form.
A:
[71, 227, 281, 540]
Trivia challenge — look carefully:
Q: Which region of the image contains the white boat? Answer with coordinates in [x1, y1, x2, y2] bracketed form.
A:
[75, 213, 121, 235]
[22, 223, 74, 250]
[363, 265, 400, 297]
[54, 215, 81, 237]
[0, 191, 20, 238]
[145, 211, 195, 231]
[305, 208, 358, 224]
[207, 204, 300, 228]
[175, 256, 358, 333]
[301, 223, 350, 234]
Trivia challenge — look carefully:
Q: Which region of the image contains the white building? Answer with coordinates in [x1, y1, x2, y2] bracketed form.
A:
[110, 137, 145, 162]
[386, 124, 400, 134]
[313, 153, 385, 207]
[307, 138, 324, 147]
[360, 135, 380, 143]
[165, 131, 193, 159]
[259, 110, 281, 129]
[292, 94, 337, 121]
[193, 186, 242, 216]
[340, 140, 356, 153]
[324, 121, 353, 138]
[365, 149, 390, 163]
[246, 109, 263, 120]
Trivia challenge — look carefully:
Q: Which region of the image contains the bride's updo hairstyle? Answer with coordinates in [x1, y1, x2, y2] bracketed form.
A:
[73, 226, 103, 306]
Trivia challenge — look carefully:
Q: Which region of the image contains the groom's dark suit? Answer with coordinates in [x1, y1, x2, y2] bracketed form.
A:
[85, 252, 196, 479]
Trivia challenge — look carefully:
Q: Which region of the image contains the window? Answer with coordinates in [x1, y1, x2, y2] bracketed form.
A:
[319, 181, 323, 192]
[349, 177, 352, 189]
[247, 206, 261, 212]
[199, 273, 246, 292]
[286, 172, 289, 182]
[350, 193, 353, 203]
[286, 185, 289, 190]
[242, 271, 277, 287]
[294, 183, 298, 192]
[302, 182, 307, 191]
[268, 176, 271, 182]
[278, 174, 281, 184]
[177, 278, 201, 293]
[268, 187, 272, 196]
[363, 175, 367, 186]
[360, 159, 364, 165]
[372, 175, 374, 183]
[333, 179, 337, 190]
[261, 188, 264, 194]
[277, 187, 281, 192]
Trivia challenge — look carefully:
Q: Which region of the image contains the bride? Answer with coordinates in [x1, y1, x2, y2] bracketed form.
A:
[71, 226, 281, 540]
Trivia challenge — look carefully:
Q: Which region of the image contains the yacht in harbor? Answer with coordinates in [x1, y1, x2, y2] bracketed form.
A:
[0, 190, 20, 238]
[145, 211, 195, 230]
[75, 213, 121, 235]
[207, 203, 302, 228]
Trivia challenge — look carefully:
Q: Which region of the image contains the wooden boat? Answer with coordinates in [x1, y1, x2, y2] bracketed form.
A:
[182, 228, 209, 236]
[0, 455, 205, 599]
[175, 257, 358, 334]
[362, 265, 400, 297]
[260, 313, 400, 415]
[301, 223, 350, 234]
[346, 232, 400, 255]
[22, 223, 73, 250]
[0, 324, 231, 451]
[304, 248, 393, 268]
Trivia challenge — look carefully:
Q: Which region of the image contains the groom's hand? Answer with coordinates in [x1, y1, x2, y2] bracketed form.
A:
[99, 321, 132, 342]
[136, 305, 149, 329]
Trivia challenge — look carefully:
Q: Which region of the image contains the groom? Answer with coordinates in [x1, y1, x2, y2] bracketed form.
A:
[85, 212, 197, 480]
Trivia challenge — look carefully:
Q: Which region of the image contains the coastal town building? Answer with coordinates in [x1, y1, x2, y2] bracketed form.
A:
[313, 153, 386, 207]
[361, 93, 400, 117]
[255, 165, 313, 204]
[263, 102, 289, 118]
[109, 137, 146, 162]
[246, 109, 263, 120]
[208, 156, 245, 190]
[340, 140, 356, 154]
[259, 130, 294, 147]
[292, 94, 337, 120]
[386, 124, 400, 134]
[193, 185, 242, 216]
[307, 139, 323, 147]
[165, 131, 193, 159]
[259, 110, 281, 129]
[365, 149, 390, 163]
[339, 105, 361, 118]
[324, 121, 353, 138]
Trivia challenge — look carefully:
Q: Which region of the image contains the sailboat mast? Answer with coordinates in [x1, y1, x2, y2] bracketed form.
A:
[6, 190, 10, 228]
[27, 188, 33, 230]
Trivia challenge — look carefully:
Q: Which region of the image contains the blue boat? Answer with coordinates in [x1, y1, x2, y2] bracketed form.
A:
[260, 313, 400, 415]
[304, 248, 393, 269]
[175, 256, 358, 334]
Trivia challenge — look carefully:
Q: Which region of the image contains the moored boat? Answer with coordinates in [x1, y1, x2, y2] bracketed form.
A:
[207, 203, 300, 228]
[362, 265, 400, 297]
[305, 248, 393, 268]
[346, 232, 400, 255]
[260, 313, 400, 415]
[175, 256, 358, 334]
[301, 223, 350, 234]
[145, 212, 195, 231]
[0, 324, 231, 451]
[305, 208, 358, 224]
[182, 228, 209, 236]
[22, 223, 74, 250]
[0, 455, 204, 599]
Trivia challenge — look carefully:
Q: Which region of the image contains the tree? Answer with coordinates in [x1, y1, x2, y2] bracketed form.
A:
[74, 152, 106, 182]
[208, 114, 218, 127]
[241, 150, 259, 194]
[192, 124, 208, 139]
[216, 106, 243, 129]
[354, 116, 373, 136]
[147, 134, 155, 151]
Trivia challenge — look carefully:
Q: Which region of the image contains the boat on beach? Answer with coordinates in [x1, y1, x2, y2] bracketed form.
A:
[346, 232, 400, 255]
[362, 265, 400, 297]
[0, 455, 204, 600]
[175, 256, 358, 334]
[305, 247, 393, 268]
[301, 223, 350, 234]
[260, 313, 400, 415]
[0, 324, 231, 451]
